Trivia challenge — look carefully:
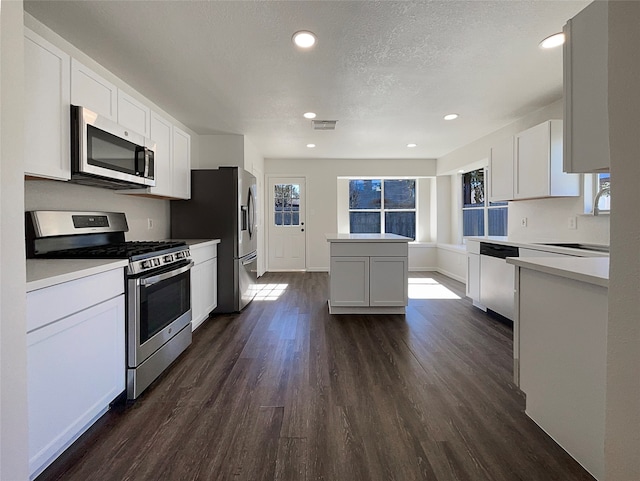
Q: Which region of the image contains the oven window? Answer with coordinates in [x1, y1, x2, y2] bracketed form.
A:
[87, 125, 141, 175]
[139, 268, 190, 344]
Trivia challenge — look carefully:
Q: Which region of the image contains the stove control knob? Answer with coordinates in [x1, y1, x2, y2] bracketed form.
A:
[153, 258, 161, 266]
[141, 260, 151, 269]
[164, 255, 173, 262]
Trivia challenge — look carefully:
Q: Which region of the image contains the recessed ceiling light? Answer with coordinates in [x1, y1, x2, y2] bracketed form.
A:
[458, 169, 465, 173]
[307, 143, 316, 148]
[539, 32, 565, 49]
[407, 143, 417, 148]
[303, 112, 316, 119]
[292, 31, 317, 49]
[444, 113, 459, 121]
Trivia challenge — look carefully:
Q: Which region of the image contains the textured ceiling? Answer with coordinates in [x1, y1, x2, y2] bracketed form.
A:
[24, 0, 590, 160]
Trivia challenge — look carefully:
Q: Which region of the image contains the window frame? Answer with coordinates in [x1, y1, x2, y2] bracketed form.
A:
[348, 178, 417, 239]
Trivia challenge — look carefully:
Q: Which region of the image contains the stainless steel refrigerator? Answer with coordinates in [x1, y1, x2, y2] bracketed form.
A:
[171, 167, 257, 313]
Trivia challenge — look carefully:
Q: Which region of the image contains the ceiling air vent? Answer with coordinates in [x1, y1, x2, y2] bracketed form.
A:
[312, 120, 337, 131]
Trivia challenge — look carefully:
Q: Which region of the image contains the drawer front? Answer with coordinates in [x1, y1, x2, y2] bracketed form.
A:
[27, 268, 124, 333]
[190, 243, 218, 265]
[330, 242, 408, 258]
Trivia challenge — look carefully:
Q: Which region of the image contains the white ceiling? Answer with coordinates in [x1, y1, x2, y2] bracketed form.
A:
[24, 0, 590, 160]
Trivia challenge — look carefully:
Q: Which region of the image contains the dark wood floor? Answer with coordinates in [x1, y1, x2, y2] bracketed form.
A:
[37, 272, 595, 481]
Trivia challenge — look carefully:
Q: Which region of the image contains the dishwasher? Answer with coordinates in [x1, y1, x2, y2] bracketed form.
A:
[479, 242, 519, 321]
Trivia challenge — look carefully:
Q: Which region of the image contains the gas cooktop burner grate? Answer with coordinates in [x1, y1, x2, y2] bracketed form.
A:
[43, 241, 188, 259]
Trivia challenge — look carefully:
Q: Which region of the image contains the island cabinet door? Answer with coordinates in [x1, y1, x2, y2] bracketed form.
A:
[330, 256, 370, 307]
[369, 257, 408, 306]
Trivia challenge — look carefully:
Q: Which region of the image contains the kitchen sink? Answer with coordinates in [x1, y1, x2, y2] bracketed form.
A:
[536, 242, 610, 253]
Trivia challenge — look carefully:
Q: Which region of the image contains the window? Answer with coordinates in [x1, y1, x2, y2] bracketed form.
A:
[462, 168, 508, 237]
[349, 179, 416, 239]
[274, 183, 301, 226]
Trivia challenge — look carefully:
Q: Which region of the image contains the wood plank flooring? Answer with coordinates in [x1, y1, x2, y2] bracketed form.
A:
[37, 272, 595, 481]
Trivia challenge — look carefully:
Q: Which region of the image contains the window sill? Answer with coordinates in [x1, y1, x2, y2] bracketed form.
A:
[437, 243, 467, 254]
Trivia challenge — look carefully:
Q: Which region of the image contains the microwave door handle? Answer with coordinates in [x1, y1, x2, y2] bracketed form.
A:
[140, 262, 194, 286]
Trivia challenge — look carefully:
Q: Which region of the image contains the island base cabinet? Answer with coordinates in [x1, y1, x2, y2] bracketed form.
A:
[518, 268, 606, 481]
[326, 237, 409, 314]
[369, 257, 408, 306]
[329, 257, 370, 307]
[28, 295, 125, 479]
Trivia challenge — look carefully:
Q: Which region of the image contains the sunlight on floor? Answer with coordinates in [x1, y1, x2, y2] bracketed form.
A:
[252, 283, 288, 301]
[408, 278, 461, 300]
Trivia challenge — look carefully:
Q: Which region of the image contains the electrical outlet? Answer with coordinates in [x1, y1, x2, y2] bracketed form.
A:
[147, 218, 153, 230]
[568, 216, 577, 230]
[520, 217, 528, 228]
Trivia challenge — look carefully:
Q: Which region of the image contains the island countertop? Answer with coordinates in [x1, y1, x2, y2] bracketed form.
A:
[325, 233, 412, 242]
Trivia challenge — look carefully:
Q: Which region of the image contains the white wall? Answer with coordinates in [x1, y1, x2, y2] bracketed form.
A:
[605, 2, 640, 478]
[197, 134, 244, 169]
[437, 99, 609, 246]
[1, 1, 29, 479]
[25, 180, 171, 240]
[265, 158, 437, 271]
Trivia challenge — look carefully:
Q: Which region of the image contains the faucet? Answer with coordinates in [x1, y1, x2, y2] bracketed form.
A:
[593, 187, 610, 216]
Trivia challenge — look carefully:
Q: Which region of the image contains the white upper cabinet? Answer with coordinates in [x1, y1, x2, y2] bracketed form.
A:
[488, 136, 514, 202]
[172, 126, 191, 200]
[148, 112, 173, 197]
[24, 28, 71, 181]
[514, 120, 580, 200]
[563, 1, 610, 173]
[117, 90, 151, 137]
[70, 58, 117, 120]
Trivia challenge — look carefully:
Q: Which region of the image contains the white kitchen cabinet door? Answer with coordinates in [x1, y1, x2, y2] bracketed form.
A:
[329, 256, 370, 307]
[172, 126, 191, 200]
[563, 1, 610, 173]
[70, 58, 118, 120]
[117, 90, 151, 137]
[28, 295, 125, 479]
[514, 120, 579, 200]
[148, 111, 173, 197]
[24, 28, 71, 181]
[466, 252, 480, 302]
[369, 257, 408, 306]
[191, 257, 218, 331]
[488, 136, 514, 202]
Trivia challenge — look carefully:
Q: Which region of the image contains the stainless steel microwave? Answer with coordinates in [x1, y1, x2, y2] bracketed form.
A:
[71, 105, 156, 189]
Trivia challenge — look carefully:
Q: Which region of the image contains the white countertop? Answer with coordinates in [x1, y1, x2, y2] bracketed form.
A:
[507, 256, 609, 288]
[170, 239, 221, 248]
[26, 259, 128, 292]
[465, 236, 608, 258]
[325, 233, 412, 242]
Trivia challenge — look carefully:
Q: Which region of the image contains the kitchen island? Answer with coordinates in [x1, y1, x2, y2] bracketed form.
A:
[326, 233, 411, 314]
[507, 255, 608, 481]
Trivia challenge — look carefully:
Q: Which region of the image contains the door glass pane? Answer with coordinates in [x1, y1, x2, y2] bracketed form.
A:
[274, 183, 301, 226]
[350, 212, 381, 233]
[385, 211, 415, 239]
[349, 180, 381, 209]
[384, 180, 415, 209]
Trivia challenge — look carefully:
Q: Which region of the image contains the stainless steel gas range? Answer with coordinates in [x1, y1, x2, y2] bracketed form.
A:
[26, 210, 193, 400]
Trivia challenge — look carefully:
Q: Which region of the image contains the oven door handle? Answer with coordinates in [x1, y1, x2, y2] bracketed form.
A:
[140, 261, 194, 286]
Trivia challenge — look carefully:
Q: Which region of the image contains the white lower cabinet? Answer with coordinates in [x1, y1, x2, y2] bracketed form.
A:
[329, 256, 370, 307]
[466, 252, 481, 303]
[27, 269, 125, 480]
[190, 241, 219, 330]
[327, 238, 409, 314]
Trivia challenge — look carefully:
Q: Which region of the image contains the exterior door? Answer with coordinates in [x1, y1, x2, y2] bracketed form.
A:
[268, 177, 306, 271]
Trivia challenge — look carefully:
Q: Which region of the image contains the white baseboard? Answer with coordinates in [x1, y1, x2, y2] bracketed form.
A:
[436, 268, 465, 284]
